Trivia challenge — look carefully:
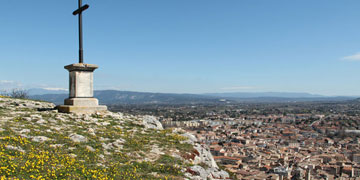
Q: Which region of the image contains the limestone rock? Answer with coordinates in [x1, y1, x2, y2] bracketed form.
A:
[142, 115, 163, 130]
[193, 144, 218, 169]
[187, 165, 208, 178]
[102, 142, 113, 150]
[19, 129, 30, 134]
[150, 145, 165, 155]
[30, 114, 42, 119]
[50, 144, 64, 148]
[87, 128, 96, 136]
[32, 136, 50, 143]
[181, 132, 198, 145]
[182, 132, 230, 180]
[69, 133, 88, 143]
[112, 138, 125, 148]
[6, 145, 25, 153]
[36, 119, 47, 124]
[86, 145, 96, 152]
[209, 169, 230, 179]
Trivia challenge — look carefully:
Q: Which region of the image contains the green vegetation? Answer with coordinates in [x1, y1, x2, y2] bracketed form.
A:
[0, 97, 194, 180]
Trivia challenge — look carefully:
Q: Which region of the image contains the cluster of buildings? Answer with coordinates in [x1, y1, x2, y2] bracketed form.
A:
[165, 113, 360, 179]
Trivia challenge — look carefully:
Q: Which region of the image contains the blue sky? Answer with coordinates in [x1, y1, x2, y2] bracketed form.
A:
[1, 0, 360, 96]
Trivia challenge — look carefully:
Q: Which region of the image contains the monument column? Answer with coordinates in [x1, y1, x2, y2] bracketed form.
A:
[66, 63, 96, 99]
[57, 63, 107, 114]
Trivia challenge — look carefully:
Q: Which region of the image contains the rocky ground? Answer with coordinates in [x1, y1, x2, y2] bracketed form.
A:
[0, 96, 229, 180]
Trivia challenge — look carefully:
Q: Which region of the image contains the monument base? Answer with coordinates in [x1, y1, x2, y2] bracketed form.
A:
[57, 98, 107, 114]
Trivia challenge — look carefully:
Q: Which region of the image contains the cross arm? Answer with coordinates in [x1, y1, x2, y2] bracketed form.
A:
[73, 4, 89, 15]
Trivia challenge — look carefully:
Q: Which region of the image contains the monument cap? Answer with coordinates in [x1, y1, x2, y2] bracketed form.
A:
[65, 63, 98, 72]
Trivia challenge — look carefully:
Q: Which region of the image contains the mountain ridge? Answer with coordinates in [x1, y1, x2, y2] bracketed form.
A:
[204, 92, 325, 98]
[28, 89, 358, 105]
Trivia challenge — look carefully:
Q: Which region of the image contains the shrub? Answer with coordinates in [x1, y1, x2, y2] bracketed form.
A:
[8, 89, 29, 99]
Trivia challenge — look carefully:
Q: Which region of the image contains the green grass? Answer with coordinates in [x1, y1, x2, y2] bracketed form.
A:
[0, 99, 195, 180]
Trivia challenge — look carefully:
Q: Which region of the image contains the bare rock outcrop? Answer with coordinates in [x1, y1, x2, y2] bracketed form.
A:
[141, 115, 164, 130]
[182, 132, 230, 180]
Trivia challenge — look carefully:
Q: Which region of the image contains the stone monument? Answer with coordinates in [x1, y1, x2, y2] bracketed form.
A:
[57, 0, 107, 114]
[57, 63, 107, 114]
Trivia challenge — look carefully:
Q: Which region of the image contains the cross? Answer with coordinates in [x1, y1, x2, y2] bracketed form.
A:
[73, 0, 89, 64]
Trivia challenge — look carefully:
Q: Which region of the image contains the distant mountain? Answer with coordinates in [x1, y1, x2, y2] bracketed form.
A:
[28, 88, 68, 96]
[204, 92, 324, 98]
[224, 96, 356, 103]
[31, 94, 68, 105]
[93, 90, 225, 105]
[29, 90, 358, 105]
[205, 92, 357, 103]
[30, 90, 228, 105]
[348, 97, 360, 103]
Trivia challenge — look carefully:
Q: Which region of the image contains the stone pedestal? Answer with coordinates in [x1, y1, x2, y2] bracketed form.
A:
[57, 63, 107, 114]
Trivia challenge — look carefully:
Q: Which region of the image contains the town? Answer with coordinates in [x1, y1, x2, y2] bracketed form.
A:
[111, 100, 360, 179]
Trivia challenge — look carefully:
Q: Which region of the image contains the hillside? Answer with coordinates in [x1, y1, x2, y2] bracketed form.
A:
[0, 96, 229, 179]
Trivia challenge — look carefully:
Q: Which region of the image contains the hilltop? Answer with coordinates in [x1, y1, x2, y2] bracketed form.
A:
[0, 97, 229, 179]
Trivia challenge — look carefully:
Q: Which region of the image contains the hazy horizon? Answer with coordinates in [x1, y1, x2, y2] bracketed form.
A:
[1, 87, 359, 97]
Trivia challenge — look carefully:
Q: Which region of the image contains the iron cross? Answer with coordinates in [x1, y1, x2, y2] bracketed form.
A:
[73, 0, 89, 64]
